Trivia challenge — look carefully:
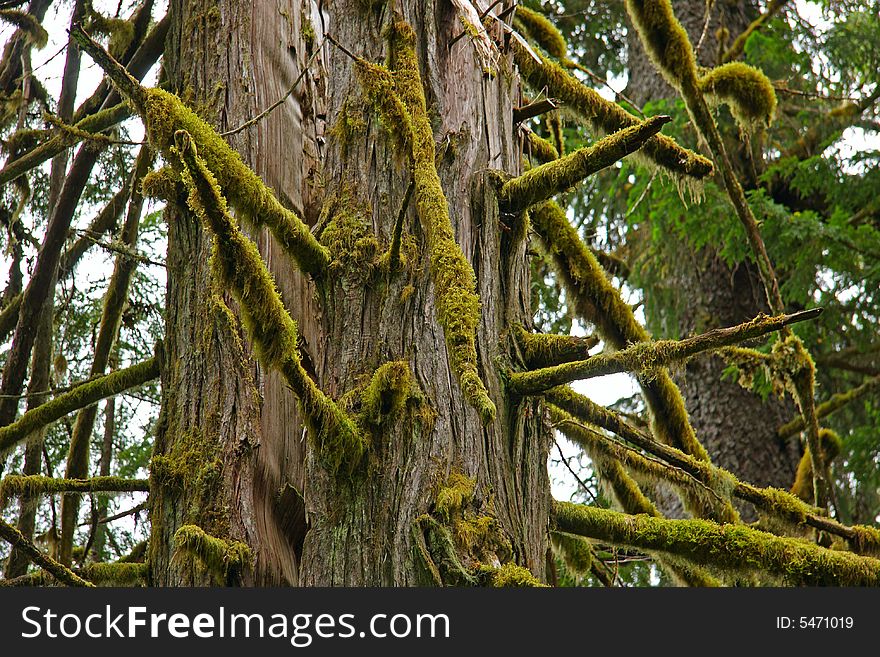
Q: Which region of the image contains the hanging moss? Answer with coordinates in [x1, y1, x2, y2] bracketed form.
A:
[550, 530, 593, 576]
[0, 9, 48, 48]
[554, 501, 880, 586]
[698, 62, 777, 130]
[173, 130, 365, 476]
[320, 204, 382, 281]
[173, 524, 252, 582]
[514, 325, 598, 369]
[382, 20, 495, 425]
[500, 115, 670, 213]
[511, 41, 713, 187]
[85, 9, 135, 58]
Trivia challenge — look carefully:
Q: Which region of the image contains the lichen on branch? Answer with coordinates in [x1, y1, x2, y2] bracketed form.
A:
[173, 130, 365, 476]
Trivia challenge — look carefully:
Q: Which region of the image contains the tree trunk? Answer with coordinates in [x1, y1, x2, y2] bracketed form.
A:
[626, 0, 801, 518]
[149, 0, 551, 586]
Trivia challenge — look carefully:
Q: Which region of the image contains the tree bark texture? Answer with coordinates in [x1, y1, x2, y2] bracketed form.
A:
[149, 0, 551, 586]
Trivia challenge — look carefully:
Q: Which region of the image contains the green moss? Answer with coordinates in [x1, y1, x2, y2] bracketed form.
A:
[791, 428, 842, 502]
[86, 10, 135, 58]
[0, 475, 149, 507]
[0, 9, 48, 48]
[174, 130, 365, 476]
[141, 166, 183, 202]
[79, 562, 148, 587]
[623, 0, 699, 89]
[554, 501, 880, 586]
[514, 325, 597, 369]
[434, 472, 476, 522]
[0, 357, 160, 458]
[500, 115, 671, 213]
[550, 530, 593, 575]
[328, 98, 368, 156]
[173, 524, 252, 582]
[320, 204, 382, 281]
[511, 40, 713, 186]
[698, 62, 777, 130]
[514, 6, 567, 59]
[136, 87, 329, 275]
[524, 130, 559, 163]
[359, 360, 413, 426]
[150, 429, 220, 493]
[477, 562, 547, 587]
[384, 21, 496, 425]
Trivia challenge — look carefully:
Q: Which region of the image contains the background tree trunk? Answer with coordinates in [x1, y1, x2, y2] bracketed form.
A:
[149, 0, 551, 586]
[626, 0, 801, 518]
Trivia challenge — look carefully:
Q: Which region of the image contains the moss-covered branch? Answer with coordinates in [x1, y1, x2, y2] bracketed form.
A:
[71, 25, 330, 276]
[722, 0, 790, 63]
[511, 41, 713, 184]
[791, 429, 842, 502]
[778, 374, 880, 440]
[1, 475, 149, 504]
[381, 21, 495, 424]
[546, 386, 880, 554]
[511, 309, 819, 395]
[0, 518, 94, 587]
[172, 525, 252, 583]
[523, 130, 559, 163]
[531, 200, 707, 459]
[173, 130, 365, 475]
[0, 356, 160, 458]
[514, 325, 598, 369]
[553, 501, 880, 586]
[500, 115, 670, 213]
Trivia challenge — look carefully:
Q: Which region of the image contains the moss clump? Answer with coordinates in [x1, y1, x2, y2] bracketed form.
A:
[320, 204, 382, 281]
[550, 530, 593, 575]
[514, 325, 597, 369]
[698, 62, 777, 130]
[141, 166, 184, 202]
[150, 430, 220, 494]
[434, 472, 476, 522]
[359, 360, 414, 426]
[524, 130, 559, 163]
[0, 9, 48, 48]
[80, 562, 148, 587]
[173, 524, 252, 583]
[476, 562, 546, 587]
[372, 20, 495, 425]
[174, 130, 365, 476]
[514, 6, 567, 59]
[86, 10, 135, 58]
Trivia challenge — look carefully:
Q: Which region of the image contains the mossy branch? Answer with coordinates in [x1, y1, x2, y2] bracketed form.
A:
[173, 525, 252, 582]
[71, 25, 330, 276]
[511, 41, 713, 184]
[550, 530, 593, 576]
[553, 501, 880, 586]
[384, 21, 496, 424]
[173, 130, 365, 475]
[0, 356, 160, 458]
[514, 325, 598, 369]
[546, 386, 880, 554]
[0, 518, 94, 587]
[0, 9, 49, 48]
[500, 115, 671, 213]
[778, 374, 880, 440]
[531, 200, 706, 459]
[791, 429, 842, 502]
[524, 130, 559, 163]
[510, 309, 820, 395]
[1, 475, 149, 504]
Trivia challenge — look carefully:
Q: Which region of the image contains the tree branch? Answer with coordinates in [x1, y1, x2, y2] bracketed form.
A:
[0, 517, 93, 586]
[500, 115, 670, 213]
[778, 374, 880, 440]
